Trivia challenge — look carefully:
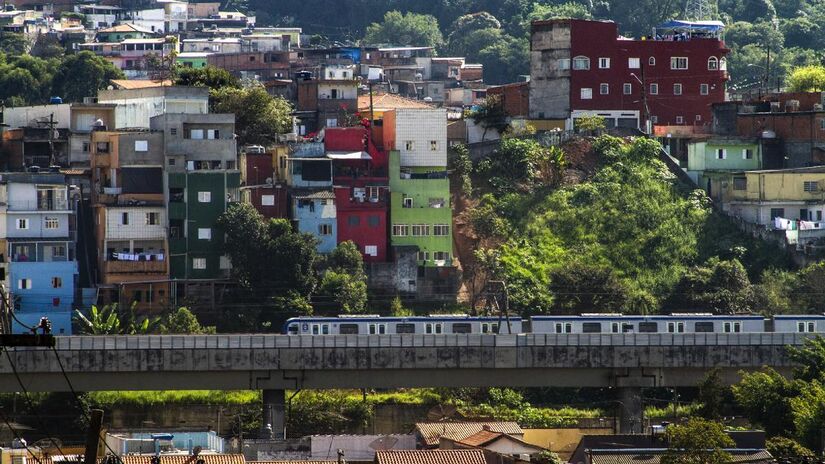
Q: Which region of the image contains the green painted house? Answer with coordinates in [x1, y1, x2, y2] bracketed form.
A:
[687, 137, 761, 179]
[389, 150, 452, 267]
[176, 52, 210, 69]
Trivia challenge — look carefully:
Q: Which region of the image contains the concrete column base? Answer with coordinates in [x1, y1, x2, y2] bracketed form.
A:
[261, 389, 286, 440]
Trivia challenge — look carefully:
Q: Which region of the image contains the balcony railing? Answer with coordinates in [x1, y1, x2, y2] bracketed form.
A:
[8, 200, 70, 211]
[104, 260, 167, 274]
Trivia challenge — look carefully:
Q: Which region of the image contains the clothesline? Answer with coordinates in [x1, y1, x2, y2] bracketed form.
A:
[774, 217, 825, 231]
[111, 252, 165, 261]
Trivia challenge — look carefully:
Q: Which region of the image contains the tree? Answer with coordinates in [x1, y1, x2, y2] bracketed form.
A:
[575, 115, 606, 134]
[470, 94, 509, 140]
[697, 368, 728, 420]
[73, 304, 161, 335]
[448, 143, 473, 196]
[0, 34, 29, 55]
[794, 262, 825, 312]
[319, 241, 368, 313]
[787, 65, 825, 92]
[661, 418, 734, 464]
[161, 307, 216, 334]
[788, 335, 825, 382]
[766, 437, 814, 460]
[389, 295, 413, 316]
[327, 241, 365, 277]
[667, 258, 754, 314]
[476, 35, 529, 85]
[548, 263, 629, 314]
[50, 51, 124, 102]
[753, 269, 799, 314]
[447, 12, 502, 57]
[210, 85, 293, 146]
[732, 368, 799, 436]
[175, 66, 240, 91]
[217, 203, 319, 314]
[790, 379, 825, 451]
[364, 11, 444, 48]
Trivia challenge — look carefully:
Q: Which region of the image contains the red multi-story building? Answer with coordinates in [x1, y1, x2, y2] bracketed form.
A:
[529, 19, 730, 129]
[240, 152, 289, 219]
[326, 127, 389, 262]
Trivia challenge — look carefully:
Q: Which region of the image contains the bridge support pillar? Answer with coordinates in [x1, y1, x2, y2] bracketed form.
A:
[618, 386, 643, 434]
[261, 389, 286, 440]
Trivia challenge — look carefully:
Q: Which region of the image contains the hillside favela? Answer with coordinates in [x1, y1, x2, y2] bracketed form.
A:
[3, 0, 825, 463]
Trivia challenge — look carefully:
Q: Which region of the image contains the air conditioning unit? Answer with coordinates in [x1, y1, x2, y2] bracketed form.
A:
[786, 100, 800, 112]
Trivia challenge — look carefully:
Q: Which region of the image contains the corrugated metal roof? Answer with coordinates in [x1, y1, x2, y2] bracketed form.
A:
[292, 189, 335, 200]
[375, 450, 486, 464]
[110, 79, 174, 90]
[357, 94, 433, 112]
[115, 454, 246, 464]
[415, 422, 523, 447]
[589, 449, 773, 464]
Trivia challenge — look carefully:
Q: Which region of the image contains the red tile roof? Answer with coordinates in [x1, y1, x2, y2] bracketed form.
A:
[357, 93, 433, 113]
[457, 430, 504, 447]
[114, 454, 246, 464]
[415, 422, 523, 447]
[375, 450, 487, 464]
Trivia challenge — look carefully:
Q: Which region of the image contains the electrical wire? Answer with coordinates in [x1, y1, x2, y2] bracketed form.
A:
[0, 406, 45, 464]
[1, 346, 71, 461]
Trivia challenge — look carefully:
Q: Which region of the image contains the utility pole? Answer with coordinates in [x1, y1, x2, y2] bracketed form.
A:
[84, 409, 105, 464]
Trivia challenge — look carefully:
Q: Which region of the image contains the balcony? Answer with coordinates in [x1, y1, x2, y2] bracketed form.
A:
[8, 200, 70, 212]
[103, 260, 167, 274]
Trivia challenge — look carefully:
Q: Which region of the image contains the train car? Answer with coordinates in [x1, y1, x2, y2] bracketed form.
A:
[772, 314, 825, 333]
[529, 313, 765, 334]
[283, 315, 523, 335]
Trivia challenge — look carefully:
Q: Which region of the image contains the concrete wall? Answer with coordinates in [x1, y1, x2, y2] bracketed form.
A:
[529, 21, 572, 120]
[0, 332, 812, 392]
[105, 206, 167, 240]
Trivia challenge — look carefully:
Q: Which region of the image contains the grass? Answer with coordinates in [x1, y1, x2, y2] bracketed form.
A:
[87, 390, 261, 407]
[645, 403, 702, 419]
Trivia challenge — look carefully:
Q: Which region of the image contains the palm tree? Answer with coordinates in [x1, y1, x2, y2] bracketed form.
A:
[73, 304, 161, 335]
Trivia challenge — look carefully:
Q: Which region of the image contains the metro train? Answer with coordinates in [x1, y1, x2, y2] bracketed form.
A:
[283, 313, 825, 335]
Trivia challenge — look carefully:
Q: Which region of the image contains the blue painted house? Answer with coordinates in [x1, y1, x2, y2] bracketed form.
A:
[3, 173, 78, 334]
[292, 190, 337, 253]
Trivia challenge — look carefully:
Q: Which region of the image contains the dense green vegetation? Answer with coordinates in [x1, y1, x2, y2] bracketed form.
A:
[464, 134, 801, 315]
[231, 0, 825, 87]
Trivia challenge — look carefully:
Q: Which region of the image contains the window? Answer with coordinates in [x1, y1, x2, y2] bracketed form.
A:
[433, 251, 450, 261]
[695, 322, 715, 332]
[719, 57, 727, 71]
[340, 323, 359, 334]
[628, 57, 640, 69]
[557, 58, 570, 70]
[716, 149, 726, 160]
[600, 83, 609, 95]
[192, 258, 206, 269]
[770, 208, 785, 219]
[667, 322, 685, 333]
[365, 245, 377, 256]
[481, 323, 499, 334]
[430, 140, 438, 151]
[412, 224, 430, 236]
[348, 216, 361, 226]
[44, 217, 59, 229]
[145, 212, 159, 225]
[723, 322, 742, 333]
[708, 56, 718, 70]
[425, 323, 443, 334]
[809, 322, 816, 332]
[820, 119, 825, 130]
[452, 323, 472, 334]
[742, 149, 753, 160]
[51, 277, 62, 288]
[638, 322, 658, 333]
[18, 279, 31, 289]
[403, 197, 413, 208]
[572, 56, 590, 70]
[804, 181, 819, 192]
[16, 219, 28, 230]
[368, 215, 380, 227]
[676, 116, 684, 124]
[598, 57, 610, 69]
[318, 224, 333, 235]
[671, 57, 688, 70]
[554, 323, 573, 334]
[649, 57, 656, 66]
[190, 129, 204, 139]
[170, 127, 178, 136]
[700, 83, 709, 95]
[134, 140, 148, 151]
[369, 323, 387, 335]
[696, 114, 702, 122]
[168, 158, 176, 166]
[405, 141, 415, 151]
[582, 322, 602, 333]
[261, 195, 275, 206]
[207, 129, 219, 139]
[82, 142, 90, 153]
[198, 228, 211, 240]
[433, 224, 450, 236]
[396, 323, 415, 334]
[121, 212, 129, 225]
[623, 83, 632, 95]
[733, 177, 747, 191]
[673, 83, 683, 95]
[392, 224, 409, 236]
[326, 118, 338, 127]
[650, 115, 658, 123]
[580, 88, 592, 99]
[52, 245, 65, 258]
[417, 251, 429, 261]
[197, 191, 212, 203]
[650, 83, 658, 95]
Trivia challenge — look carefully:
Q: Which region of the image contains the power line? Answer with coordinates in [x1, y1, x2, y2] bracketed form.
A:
[0, 406, 46, 464]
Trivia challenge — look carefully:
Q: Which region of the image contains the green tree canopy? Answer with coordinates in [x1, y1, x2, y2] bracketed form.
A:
[661, 418, 734, 464]
[210, 85, 293, 146]
[787, 65, 825, 92]
[364, 11, 444, 48]
[161, 307, 216, 334]
[73, 304, 162, 335]
[175, 66, 240, 91]
[766, 437, 814, 460]
[548, 263, 629, 314]
[732, 367, 800, 436]
[50, 51, 125, 102]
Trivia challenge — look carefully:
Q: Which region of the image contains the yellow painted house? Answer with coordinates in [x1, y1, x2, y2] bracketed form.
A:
[708, 166, 825, 224]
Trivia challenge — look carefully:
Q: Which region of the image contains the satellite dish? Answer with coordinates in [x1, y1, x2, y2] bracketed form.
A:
[426, 404, 458, 422]
[368, 436, 398, 451]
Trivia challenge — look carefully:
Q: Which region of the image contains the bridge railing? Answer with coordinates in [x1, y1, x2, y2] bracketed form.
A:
[49, 332, 818, 351]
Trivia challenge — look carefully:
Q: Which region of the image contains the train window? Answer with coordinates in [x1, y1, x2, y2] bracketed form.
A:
[622, 323, 634, 333]
[311, 324, 320, 335]
[491, 323, 498, 333]
[340, 324, 359, 334]
[369, 324, 387, 335]
[565, 323, 572, 333]
[287, 324, 299, 335]
[724, 322, 742, 333]
[639, 322, 658, 333]
[426, 323, 443, 334]
[798, 322, 805, 333]
[582, 323, 601, 333]
[396, 323, 416, 334]
[734, 322, 741, 332]
[452, 323, 472, 333]
[667, 322, 685, 333]
[611, 323, 620, 333]
[555, 323, 563, 334]
[482, 323, 500, 333]
[809, 322, 816, 332]
[695, 322, 714, 332]
[799, 322, 816, 333]
[322, 324, 330, 335]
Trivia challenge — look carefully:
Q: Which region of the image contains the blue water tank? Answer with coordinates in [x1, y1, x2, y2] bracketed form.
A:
[49, 96, 63, 104]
